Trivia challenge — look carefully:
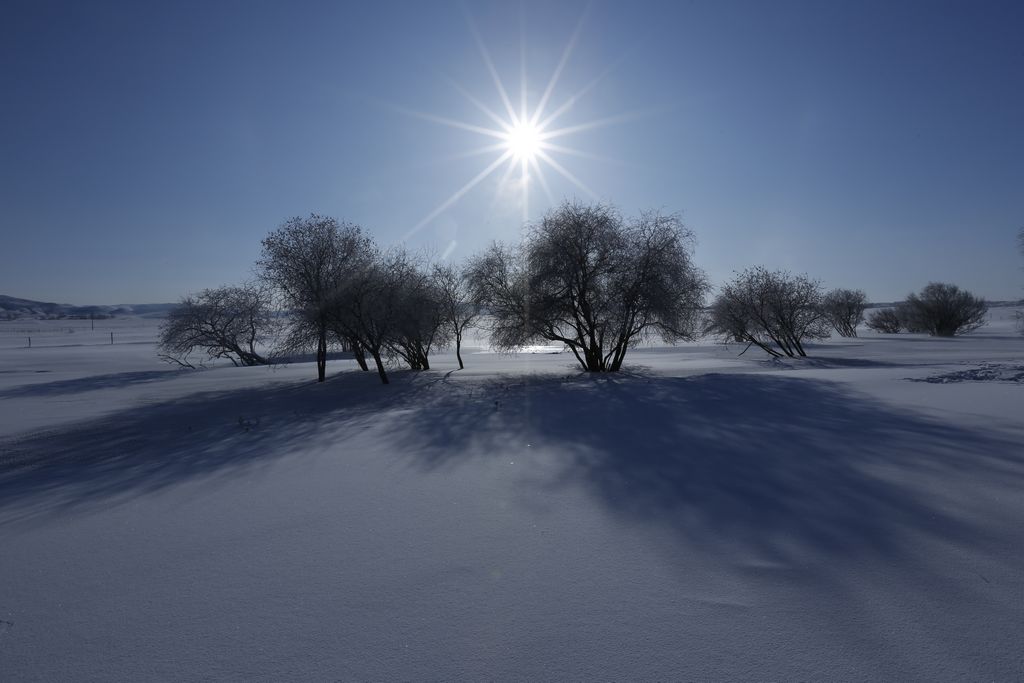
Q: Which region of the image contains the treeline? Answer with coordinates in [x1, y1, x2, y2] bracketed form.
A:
[158, 200, 993, 381]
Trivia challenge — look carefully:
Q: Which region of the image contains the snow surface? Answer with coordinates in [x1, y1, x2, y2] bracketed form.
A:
[1, 310, 1022, 680]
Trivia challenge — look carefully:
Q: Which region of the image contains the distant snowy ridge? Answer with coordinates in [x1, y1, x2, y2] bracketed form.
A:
[0, 295, 176, 320]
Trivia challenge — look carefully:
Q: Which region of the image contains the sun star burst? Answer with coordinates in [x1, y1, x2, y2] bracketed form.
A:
[400, 10, 630, 242]
[505, 121, 543, 162]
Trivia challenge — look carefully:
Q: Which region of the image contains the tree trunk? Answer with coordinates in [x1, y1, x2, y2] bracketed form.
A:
[351, 338, 369, 371]
[371, 350, 389, 384]
[455, 332, 464, 370]
[316, 331, 327, 382]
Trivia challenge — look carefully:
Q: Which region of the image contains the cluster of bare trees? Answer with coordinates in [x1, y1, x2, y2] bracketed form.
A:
[159, 202, 708, 377]
[706, 270, 988, 355]
[866, 283, 988, 336]
[258, 216, 480, 384]
[160, 215, 479, 383]
[159, 201, 1003, 377]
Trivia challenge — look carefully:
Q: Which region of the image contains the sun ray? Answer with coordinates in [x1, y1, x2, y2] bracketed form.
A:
[441, 239, 458, 260]
[465, 12, 520, 125]
[536, 149, 599, 200]
[396, 107, 507, 140]
[536, 60, 618, 131]
[539, 110, 654, 140]
[444, 77, 514, 132]
[486, 154, 522, 216]
[530, 155, 556, 205]
[433, 142, 513, 164]
[519, 8, 528, 125]
[538, 141, 619, 164]
[520, 156, 530, 221]
[405, 149, 514, 240]
[530, 5, 590, 127]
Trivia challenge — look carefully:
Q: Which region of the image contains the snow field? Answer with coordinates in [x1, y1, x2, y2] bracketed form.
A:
[0, 308, 1021, 680]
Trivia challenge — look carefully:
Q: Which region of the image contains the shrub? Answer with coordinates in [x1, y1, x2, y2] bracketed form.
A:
[822, 288, 868, 337]
[898, 282, 987, 336]
[866, 308, 902, 333]
[159, 284, 275, 368]
[707, 267, 830, 357]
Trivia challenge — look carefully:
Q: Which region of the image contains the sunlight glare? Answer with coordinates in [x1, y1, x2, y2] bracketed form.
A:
[403, 8, 624, 238]
[505, 121, 543, 161]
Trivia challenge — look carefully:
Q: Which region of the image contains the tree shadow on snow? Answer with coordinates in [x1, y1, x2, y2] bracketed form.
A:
[1, 367, 1021, 567]
[0, 369, 183, 398]
[0, 369, 425, 525]
[389, 371, 1024, 563]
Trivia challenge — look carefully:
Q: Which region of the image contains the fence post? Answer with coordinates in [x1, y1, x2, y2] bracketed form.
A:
[110, 332, 114, 345]
[28, 336, 31, 348]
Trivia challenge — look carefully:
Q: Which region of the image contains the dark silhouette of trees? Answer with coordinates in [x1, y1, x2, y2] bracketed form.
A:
[383, 251, 449, 371]
[258, 214, 371, 382]
[322, 245, 393, 384]
[322, 248, 448, 383]
[707, 267, 829, 357]
[899, 282, 987, 336]
[467, 201, 708, 372]
[866, 308, 902, 333]
[433, 263, 479, 370]
[821, 288, 868, 337]
[158, 284, 275, 368]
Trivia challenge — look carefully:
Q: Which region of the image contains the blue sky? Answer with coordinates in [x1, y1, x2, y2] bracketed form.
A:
[2, 0, 1022, 304]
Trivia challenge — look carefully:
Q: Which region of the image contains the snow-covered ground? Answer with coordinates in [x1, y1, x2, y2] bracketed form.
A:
[1, 309, 1022, 680]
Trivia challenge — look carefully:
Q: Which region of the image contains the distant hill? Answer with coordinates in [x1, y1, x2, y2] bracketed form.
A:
[0, 295, 177, 320]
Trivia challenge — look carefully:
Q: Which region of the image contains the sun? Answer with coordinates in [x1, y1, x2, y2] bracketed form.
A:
[504, 121, 542, 162]
[400, 9, 629, 240]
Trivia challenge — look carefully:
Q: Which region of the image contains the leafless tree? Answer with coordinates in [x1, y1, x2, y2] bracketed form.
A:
[323, 247, 442, 384]
[865, 308, 902, 333]
[258, 214, 372, 382]
[706, 267, 830, 357]
[467, 201, 709, 372]
[322, 245, 392, 384]
[898, 282, 987, 336]
[821, 288, 868, 337]
[158, 283, 275, 368]
[433, 263, 480, 369]
[383, 252, 449, 371]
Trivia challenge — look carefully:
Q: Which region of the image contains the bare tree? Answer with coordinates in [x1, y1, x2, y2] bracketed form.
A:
[467, 201, 709, 372]
[899, 282, 987, 336]
[866, 308, 902, 333]
[433, 263, 479, 369]
[821, 288, 868, 337]
[258, 214, 371, 382]
[158, 283, 275, 368]
[383, 252, 449, 371]
[323, 247, 423, 385]
[707, 267, 830, 357]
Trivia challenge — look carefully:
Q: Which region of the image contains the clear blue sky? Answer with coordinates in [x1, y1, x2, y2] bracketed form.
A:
[2, 0, 1022, 304]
